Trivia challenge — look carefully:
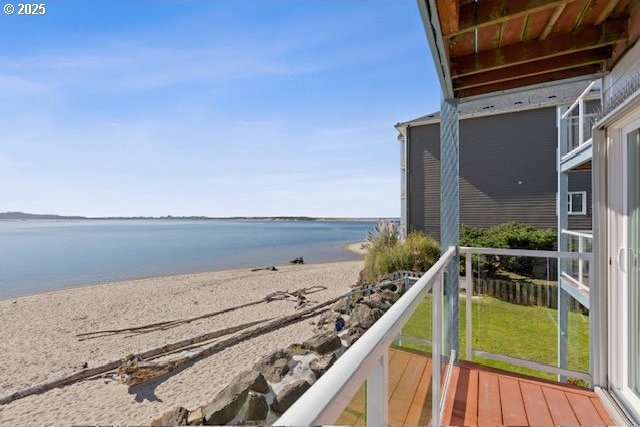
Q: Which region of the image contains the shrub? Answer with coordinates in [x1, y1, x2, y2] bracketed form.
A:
[362, 231, 440, 284]
[461, 222, 557, 278]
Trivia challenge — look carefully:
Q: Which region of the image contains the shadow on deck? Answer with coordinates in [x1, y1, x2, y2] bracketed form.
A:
[336, 348, 612, 426]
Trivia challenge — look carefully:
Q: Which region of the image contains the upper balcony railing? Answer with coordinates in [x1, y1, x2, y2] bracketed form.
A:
[562, 229, 593, 290]
[275, 246, 594, 426]
[561, 80, 598, 159]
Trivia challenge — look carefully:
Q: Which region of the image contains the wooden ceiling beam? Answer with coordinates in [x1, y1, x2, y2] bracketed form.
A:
[449, 0, 575, 36]
[595, 0, 622, 24]
[454, 64, 603, 98]
[539, 3, 567, 39]
[453, 47, 611, 89]
[451, 19, 626, 77]
[437, 0, 459, 35]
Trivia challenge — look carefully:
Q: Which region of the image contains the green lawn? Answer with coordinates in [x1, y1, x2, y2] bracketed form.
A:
[399, 293, 589, 382]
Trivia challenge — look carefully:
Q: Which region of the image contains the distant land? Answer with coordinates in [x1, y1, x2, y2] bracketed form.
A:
[0, 211, 395, 222]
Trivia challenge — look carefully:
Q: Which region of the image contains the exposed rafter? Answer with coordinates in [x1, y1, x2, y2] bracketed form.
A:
[539, 3, 567, 40]
[595, 0, 622, 24]
[436, 0, 459, 36]
[454, 64, 603, 98]
[451, 19, 626, 77]
[449, 0, 576, 36]
[453, 47, 611, 90]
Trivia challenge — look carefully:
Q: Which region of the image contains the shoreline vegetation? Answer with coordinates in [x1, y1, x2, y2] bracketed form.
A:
[0, 211, 396, 222]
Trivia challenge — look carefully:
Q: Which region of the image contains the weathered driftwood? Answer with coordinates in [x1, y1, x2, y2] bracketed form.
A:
[0, 292, 342, 405]
[117, 295, 343, 387]
[77, 286, 327, 340]
[0, 318, 267, 405]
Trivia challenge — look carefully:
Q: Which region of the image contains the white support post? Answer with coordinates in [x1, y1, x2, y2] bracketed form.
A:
[578, 236, 585, 284]
[465, 253, 472, 361]
[432, 271, 443, 427]
[558, 106, 569, 383]
[440, 97, 460, 359]
[366, 349, 388, 426]
[578, 96, 585, 146]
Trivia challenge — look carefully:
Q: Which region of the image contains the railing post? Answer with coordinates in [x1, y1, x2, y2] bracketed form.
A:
[578, 236, 585, 284]
[578, 96, 585, 146]
[465, 252, 472, 361]
[557, 106, 569, 383]
[366, 349, 388, 426]
[432, 270, 443, 427]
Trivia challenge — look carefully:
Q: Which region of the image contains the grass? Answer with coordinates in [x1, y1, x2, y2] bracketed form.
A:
[399, 293, 589, 383]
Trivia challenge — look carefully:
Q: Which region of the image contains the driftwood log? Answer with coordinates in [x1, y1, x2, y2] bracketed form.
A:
[117, 294, 344, 387]
[0, 318, 267, 405]
[76, 286, 327, 340]
[0, 293, 342, 405]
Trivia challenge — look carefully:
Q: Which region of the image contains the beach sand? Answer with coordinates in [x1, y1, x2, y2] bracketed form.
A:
[0, 260, 362, 426]
[344, 241, 370, 256]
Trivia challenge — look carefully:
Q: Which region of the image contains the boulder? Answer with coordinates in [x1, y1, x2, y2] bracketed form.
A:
[244, 392, 268, 422]
[202, 370, 269, 425]
[152, 407, 188, 426]
[361, 295, 391, 311]
[270, 379, 312, 414]
[343, 327, 365, 347]
[284, 343, 311, 356]
[186, 407, 204, 426]
[309, 353, 337, 378]
[331, 299, 350, 315]
[379, 289, 400, 303]
[348, 304, 377, 329]
[302, 331, 342, 354]
[253, 350, 291, 383]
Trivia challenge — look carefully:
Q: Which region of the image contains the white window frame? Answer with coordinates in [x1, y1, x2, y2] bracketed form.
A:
[568, 191, 587, 215]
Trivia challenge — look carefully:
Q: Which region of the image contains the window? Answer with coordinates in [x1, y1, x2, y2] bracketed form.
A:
[568, 191, 587, 215]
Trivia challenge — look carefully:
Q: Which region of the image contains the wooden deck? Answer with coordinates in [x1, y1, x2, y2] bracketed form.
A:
[336, 348, 612, 426]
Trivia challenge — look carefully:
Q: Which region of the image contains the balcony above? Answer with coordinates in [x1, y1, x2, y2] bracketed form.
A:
[419, 0, 640, 100]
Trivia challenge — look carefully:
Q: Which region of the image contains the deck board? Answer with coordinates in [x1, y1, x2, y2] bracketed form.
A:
[498, 376, 528, 425]
[542, 387, 581, 425]
[478, 370, 503, 425]
[336, 348, 611, 426]
[520, 382, 554, 426]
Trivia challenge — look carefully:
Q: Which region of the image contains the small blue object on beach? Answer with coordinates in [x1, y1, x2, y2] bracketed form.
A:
[335, 316, 345, 332]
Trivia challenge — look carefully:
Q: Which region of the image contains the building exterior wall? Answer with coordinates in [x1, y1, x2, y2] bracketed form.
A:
[406, 107, 592, 240]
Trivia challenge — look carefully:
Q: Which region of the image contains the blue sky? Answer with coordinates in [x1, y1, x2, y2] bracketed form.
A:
[0, 0, 441, 217]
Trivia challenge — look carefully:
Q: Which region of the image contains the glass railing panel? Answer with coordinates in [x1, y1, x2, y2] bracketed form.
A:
[566, 293, 590, 387]
[335, 379, 367, 426]
[470, 254, 560, 380]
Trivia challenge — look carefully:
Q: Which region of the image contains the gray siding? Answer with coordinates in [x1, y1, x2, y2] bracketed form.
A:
[568, 170, 593, 230]
[407, 107, 592, 240]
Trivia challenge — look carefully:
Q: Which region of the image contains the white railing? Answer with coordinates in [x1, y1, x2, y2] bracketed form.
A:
[460, 246, 593, 383]
[561, 80, 598, 158]
[562, 229, 593, 286]
[274, 246, 456, 427]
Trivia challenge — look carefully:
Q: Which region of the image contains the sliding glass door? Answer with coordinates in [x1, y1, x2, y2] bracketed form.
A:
[627, 127, 640, 400]
[610, 118, 640, 420]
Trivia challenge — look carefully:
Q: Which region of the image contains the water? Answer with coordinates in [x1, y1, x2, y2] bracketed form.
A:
[0, 219, 375, 298]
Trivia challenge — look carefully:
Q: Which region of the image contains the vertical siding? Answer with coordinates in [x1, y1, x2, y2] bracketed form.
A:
[406, 107, 592, 241]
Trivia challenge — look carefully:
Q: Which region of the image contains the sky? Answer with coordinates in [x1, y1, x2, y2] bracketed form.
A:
[0, 0, 441, 218]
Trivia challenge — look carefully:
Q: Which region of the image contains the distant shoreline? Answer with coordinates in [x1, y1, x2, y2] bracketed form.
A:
[0, 211, 396, 222]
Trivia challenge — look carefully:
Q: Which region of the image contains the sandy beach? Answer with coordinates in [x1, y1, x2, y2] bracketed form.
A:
[0, 260, 362, 426]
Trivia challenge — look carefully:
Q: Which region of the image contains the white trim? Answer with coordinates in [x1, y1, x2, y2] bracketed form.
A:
[273, 246, 456, 426]
[459, 246, 592, 261]
[568, 191, 588, 215]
